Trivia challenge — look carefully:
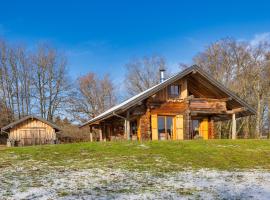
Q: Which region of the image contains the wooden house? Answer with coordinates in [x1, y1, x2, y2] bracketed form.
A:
[80, 66, 255, 141]
[1, 115, 61, 146]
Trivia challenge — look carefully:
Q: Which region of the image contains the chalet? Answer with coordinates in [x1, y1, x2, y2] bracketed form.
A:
[1, 115, 61, 146]
[80, 65, 255, 141]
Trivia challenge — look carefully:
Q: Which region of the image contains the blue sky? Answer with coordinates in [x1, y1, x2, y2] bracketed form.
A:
[0, 0, 270, 85]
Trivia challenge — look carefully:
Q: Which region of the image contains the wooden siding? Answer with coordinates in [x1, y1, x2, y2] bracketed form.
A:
[150, 78, 188, 102]
[189, 98, 227, 113]
[9, 118, 56, 145]
[151, 101, 188, 115]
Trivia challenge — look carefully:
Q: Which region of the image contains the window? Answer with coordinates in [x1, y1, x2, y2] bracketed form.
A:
[169, 85, 180, 98]
[158, 116, 173, 140]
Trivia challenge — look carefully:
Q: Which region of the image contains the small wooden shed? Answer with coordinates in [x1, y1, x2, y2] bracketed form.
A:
[1, 115, 61, 146]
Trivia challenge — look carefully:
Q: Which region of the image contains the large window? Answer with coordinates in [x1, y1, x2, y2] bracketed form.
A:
[168, 85, 180, 98]
[158, 116, 173, 140]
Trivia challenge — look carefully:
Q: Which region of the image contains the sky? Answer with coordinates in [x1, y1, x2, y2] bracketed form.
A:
[0, 0, 270, 86]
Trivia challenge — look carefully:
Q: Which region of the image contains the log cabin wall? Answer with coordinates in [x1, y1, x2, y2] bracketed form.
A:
[144, 79, 189, 141]
[144, 77, 227, 141]
[138, 108, 151, 140]
[208, 118, 215, 139]
[8, 118, 56, 146]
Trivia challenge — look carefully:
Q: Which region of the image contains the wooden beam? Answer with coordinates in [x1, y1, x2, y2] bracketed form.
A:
[232, 113, 236, 139]
[226, 107, 246, 114]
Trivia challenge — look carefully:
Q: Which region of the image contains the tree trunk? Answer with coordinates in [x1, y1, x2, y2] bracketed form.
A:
[255, 95, 262, 139]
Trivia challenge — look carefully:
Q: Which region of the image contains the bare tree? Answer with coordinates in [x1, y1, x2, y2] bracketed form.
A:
[0, 40, 32, 119]
[31, 44, 70, 121]
[194, 38, 270, 138]
[124, 55, 169, 96]
[69, 73, 116, 122]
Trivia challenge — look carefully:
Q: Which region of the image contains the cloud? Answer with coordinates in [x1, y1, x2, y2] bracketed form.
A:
[250, 32, 270, 46]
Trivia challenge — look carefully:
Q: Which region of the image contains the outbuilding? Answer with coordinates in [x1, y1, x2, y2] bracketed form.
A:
[1, 115, 61, 146]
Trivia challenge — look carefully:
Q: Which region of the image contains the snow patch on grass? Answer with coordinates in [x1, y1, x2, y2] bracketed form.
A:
[1, 166, 270, 200]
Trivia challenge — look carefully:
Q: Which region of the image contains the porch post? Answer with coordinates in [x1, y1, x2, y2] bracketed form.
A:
[89, 126, 93, 142]
[99, 126, 103, 141]
[185, 110, 191, 139]
[125, 111, 131, 140]
[232, 113, 236, 139]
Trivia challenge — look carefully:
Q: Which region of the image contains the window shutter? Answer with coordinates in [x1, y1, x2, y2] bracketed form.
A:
[175, 115, 184, 140]
[151, 114, 158, 140]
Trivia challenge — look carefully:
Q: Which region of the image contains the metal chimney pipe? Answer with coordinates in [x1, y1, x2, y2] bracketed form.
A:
[160, 68, 165, 83]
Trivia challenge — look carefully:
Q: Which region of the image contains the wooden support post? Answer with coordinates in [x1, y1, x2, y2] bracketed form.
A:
[99, 127, 103, 141]
[89, 126, 93, 142]
[125, 111, 131, 140]
[232, 113, 236, 139]
[185, 111, 191, 139]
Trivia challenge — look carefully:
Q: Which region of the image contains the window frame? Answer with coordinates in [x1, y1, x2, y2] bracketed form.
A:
[168, 84, 181, 98]
[157, 115, 174, 140]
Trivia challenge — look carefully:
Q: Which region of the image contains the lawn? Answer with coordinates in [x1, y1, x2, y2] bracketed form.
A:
[1, 140, 270, 199]
[1, 139, 270, 171]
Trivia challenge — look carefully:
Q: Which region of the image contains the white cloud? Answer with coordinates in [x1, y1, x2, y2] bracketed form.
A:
[250, 32, 270, 46]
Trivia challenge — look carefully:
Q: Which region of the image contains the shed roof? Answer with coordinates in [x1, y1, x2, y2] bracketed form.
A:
[80, 65, 256, 127]
[1, 115, 61, 132]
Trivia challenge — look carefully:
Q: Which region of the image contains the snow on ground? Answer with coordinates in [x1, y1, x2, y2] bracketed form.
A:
[1, 165, 270, 200]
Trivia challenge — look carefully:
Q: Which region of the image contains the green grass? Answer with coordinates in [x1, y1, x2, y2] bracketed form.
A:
[1, 140, 270, 172]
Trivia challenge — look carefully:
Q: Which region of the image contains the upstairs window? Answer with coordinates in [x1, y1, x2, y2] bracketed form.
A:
[168, 85, 180, 98]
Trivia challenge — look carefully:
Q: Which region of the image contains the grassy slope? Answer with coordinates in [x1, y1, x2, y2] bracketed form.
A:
[0, 140, 270, 172]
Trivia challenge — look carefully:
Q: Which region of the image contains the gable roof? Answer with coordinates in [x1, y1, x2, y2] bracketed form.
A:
[1, 115, 61, 132]
[80, 65, 256, 127]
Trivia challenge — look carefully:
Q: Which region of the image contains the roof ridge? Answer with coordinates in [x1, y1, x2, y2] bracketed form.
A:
[1, 115, 61, 132]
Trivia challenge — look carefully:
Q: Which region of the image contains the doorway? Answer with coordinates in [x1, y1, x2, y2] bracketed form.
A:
[130, 120, 138, 140]
[191, 118, 209, 140]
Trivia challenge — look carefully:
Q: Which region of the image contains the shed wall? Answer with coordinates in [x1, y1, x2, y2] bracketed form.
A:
[9, 118, 56, 145]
